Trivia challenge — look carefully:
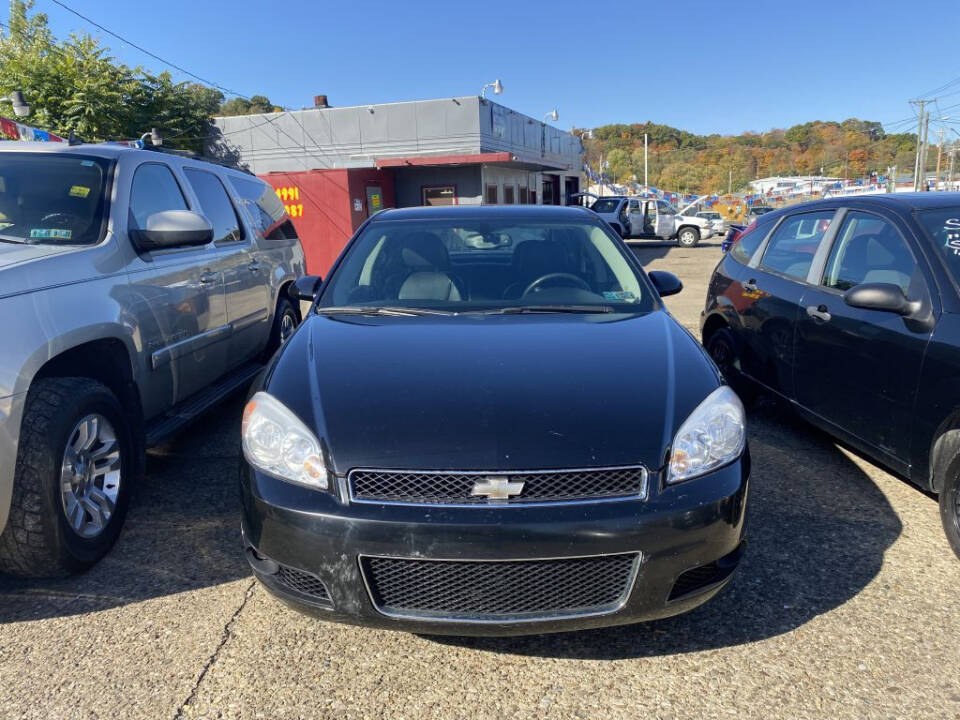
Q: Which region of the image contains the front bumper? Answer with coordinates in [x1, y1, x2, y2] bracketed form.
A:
[240, 454, 749, 636]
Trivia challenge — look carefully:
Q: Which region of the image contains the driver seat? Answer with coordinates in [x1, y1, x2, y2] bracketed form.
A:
[503, 240, 570, 298]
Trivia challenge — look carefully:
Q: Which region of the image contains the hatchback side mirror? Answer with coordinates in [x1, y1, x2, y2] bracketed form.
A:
[289, 275, 323, 302]
[130, 210, 213, 251]
[649, 270, 683, 297]
[843, 282, 919, 316]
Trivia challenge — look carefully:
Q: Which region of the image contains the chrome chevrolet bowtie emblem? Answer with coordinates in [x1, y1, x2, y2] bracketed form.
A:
[471, 476, 524, 501]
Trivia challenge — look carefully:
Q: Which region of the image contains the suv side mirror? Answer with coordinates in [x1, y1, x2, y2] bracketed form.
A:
[130, 210, 213, 251]
[648, 270, 683, 297]
[843, 282, 919, 316]
[289, 275, 323, 302]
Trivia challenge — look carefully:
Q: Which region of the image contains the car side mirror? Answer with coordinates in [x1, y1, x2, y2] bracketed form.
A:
[649, 270, 683, 297]
[289, 275, 323, 302]
[130, 210, 213, 251]
[843, 282, 919, 316]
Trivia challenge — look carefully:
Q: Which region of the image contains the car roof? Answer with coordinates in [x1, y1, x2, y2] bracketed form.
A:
[754, 193, 960, 224]
[0, 141, 255, 178]
[372, 205, 596, 221]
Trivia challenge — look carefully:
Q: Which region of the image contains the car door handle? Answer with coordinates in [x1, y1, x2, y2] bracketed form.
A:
[248, 261, 261, 273]
[741, 279, 758, 292]
[199, 271, 218, 286]
[806, 304, 831, 323]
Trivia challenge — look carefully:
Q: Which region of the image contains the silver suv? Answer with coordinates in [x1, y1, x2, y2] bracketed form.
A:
[0, 142, 305, 576]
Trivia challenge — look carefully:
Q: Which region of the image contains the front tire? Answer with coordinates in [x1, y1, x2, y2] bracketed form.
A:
[263, 295, 300, 360]
[677, 227, 701, 247]
[0, 378, 132, 577]
[939, 461, 960, 560]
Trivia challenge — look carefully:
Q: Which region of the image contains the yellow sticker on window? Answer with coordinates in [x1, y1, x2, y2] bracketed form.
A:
[69, 185, 91, 198]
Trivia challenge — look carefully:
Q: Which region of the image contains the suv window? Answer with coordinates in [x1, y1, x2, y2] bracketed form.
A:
[822, 211, 916, 293]
[129, 163, 187, 229]
[229, 176, 296, 240]
[591, 198, 621, 214]
[759, 210, 836, 281]
[184, 168, 243, 243]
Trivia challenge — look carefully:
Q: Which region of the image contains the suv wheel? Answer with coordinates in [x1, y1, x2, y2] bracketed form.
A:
[0, 378, 132, 577]
[263, 296, 300, 360]
[677, 227, 700, 247]
[939, 458, 960, 560]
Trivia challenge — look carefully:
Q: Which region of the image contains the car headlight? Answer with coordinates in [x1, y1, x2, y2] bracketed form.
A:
[242, 391, 328, 490]
[667, 386, 745, 484]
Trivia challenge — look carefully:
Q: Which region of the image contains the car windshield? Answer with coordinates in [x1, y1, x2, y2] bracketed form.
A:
[0, 152, 111, 245]
[916, 207, 960, 286]
[318, 217, 653, 313]
[590, 199, 622, 214]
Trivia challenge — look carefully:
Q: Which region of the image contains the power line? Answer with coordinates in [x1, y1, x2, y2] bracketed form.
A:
[45, 0, 250, 100]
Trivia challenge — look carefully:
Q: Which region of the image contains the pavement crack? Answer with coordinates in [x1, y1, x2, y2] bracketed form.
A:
[173, 578, 256, 720]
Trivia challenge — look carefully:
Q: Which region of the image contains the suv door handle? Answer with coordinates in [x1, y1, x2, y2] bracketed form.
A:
[741, 279, 758, 292]
[806, 304, 831, 323]
[247, 261, 261, 273]
[199, 271, 218, 286]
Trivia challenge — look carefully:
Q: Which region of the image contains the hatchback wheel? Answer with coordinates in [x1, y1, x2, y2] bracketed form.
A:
[706, 328, 755, 405]
[0, 378, 132, 577]
[940, 465, 960, 560]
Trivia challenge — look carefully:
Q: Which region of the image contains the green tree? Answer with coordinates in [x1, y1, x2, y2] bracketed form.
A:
[219, 94, 282, 116]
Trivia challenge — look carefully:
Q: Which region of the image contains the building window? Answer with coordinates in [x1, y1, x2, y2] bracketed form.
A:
[518, 186, 528, 204]
[484, 183, 499, 205]
[422, 186, 457, 206]
[530, 190, 537, 205]
[503, 184, 515, 204]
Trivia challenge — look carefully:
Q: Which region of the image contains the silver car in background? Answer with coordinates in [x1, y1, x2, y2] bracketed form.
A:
[0, 142, 305, 577]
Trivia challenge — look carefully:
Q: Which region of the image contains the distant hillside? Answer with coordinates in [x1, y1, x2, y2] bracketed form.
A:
[577, 119, 919, 194]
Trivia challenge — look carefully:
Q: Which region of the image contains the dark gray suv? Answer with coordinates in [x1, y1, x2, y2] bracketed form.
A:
[0, 142, 305, 576]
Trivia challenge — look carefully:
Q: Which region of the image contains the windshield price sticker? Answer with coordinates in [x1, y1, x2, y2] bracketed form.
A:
[30, 228, 72, 240]
[945, 218, 960, 255]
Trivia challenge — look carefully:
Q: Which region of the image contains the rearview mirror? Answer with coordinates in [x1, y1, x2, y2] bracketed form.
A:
[289, 275, 323, 302]
[130, 210, 213, 251]
[843, 282, 919, 316]
[649, 270, 683, 297]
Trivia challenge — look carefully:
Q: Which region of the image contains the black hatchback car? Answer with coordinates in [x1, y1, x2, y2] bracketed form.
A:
[701, 194, 960, 558]
[240, 205, 749, 635]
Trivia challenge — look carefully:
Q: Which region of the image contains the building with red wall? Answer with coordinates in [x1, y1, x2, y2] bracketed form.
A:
[208, 96, 583, 276]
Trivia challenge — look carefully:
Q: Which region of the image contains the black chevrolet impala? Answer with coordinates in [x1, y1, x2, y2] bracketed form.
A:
[240, 205, 749, 635]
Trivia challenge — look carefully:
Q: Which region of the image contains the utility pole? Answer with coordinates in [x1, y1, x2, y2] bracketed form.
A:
[920, 113, 931, 190]
[598, 153, 604, 197]
[935, 128, 946, 191]
[643, 133, 648, 187]
[949, 147, 956, 190]
[911, 100, 927, 191]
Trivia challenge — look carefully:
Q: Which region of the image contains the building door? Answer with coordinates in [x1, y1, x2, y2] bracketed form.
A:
[365, 186, 384, 217]
[542, 177, 555, 205]
[564, 177, 579, 205]
[422, 186, 456, 206]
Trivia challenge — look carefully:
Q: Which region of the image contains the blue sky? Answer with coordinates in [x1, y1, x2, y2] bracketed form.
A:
[32, 0, 960, 136]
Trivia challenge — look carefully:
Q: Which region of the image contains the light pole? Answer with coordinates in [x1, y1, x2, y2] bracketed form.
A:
[480, 79, 503, 99]
[0, 90, 30, 118]
[543, 109, 559, 123]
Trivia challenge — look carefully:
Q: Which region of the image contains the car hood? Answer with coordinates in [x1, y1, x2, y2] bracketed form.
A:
[0, 242, 78, 270]
[267, 310, 721, 474]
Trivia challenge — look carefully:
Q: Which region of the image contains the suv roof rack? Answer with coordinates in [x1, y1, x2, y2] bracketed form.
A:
[141, 144, 253, 175]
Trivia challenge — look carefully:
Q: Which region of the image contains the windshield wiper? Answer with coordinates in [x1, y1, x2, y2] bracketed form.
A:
[317, 306, 455, 317]
[476, 305, 616, 314]
[0, 236, 26, 244]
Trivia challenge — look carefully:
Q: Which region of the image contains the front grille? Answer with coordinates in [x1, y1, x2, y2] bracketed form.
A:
[349, 466, 648, 505]
[361, 553, 639, 621]
[274, 565, 332, 604]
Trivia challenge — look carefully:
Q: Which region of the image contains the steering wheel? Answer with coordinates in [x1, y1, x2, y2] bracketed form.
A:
[523, 272, 591, 297]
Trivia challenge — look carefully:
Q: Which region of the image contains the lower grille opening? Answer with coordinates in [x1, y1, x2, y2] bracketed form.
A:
[273, 564, 332, 605]
[668, 546, 743, 601]
[361, 553, 639, 622]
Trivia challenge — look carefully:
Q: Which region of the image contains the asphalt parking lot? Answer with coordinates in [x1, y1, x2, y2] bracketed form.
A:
[2, 238, 959, 720]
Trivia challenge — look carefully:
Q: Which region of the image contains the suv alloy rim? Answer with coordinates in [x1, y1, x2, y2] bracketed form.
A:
[60, 413, 122, 538]
[280, 312, 296, 343]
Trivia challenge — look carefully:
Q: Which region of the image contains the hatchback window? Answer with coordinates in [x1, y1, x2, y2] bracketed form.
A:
[0, 152, 111, 245]
[729, 223, 764, 265]
[130, 163, 188, 229]
[915, 207, 960, 289]
[822, 212, 916, 293]
[320, 218, 652, 313]
[184, 168, 243, 243]
[759, 211, 836, 281]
